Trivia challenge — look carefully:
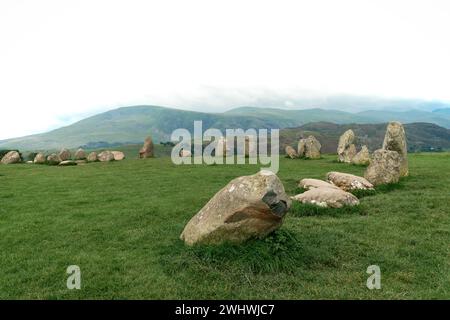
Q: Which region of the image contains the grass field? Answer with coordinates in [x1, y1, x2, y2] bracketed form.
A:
[0, 150, 449, 299]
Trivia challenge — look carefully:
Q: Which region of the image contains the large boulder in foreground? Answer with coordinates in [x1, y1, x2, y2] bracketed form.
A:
[337, 129, 356, 163]
[292, 187, 359, 208]
[298, 178, 340, 190]
[58, 148, 71, 161]
[1, 151, 21, 164]
[364, 149, 401, 185]
[326, 172, 374, 191]
[98, 151, 115, 162]
[74, 148, 86, 160]
[139, 136, 154, 158]
[285, 146, 298, 159]
[180, 170, 291, 246]
[382, 121, 408, 177]
[34, 153, 46, 164]
[111, 151, 125, 161]
[351, 145, 370, 165]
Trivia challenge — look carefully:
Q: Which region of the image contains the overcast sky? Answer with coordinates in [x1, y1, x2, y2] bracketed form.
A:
[1, 0, 450, 140]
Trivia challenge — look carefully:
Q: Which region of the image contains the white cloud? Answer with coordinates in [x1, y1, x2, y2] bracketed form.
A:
[1, 0, 450, 139]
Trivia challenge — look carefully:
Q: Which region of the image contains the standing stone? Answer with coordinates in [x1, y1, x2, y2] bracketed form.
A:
[98, 151, 115, 162]
[139, 136, 154, 158]
[337, 129, 357, 163]
[304, 135, 321, 159]
[47, 153, 61, 165]
[58, 148, 71, 161]
[326, 171, 374, 191]
[34, 153, 46, 164]
[382, 121, 408, 176]
[1, 151, 21, 164]
[111, 151, 125, 161]
[180, 170, 291, 245]
[74, 148, 86, 160]
[297, 139, 306, 157]
[216, 137, 231, 156]
[351, 145, 370, 165]
[285, 145, 298, 159]
[87, 152, 98, 162]
[364, 149, 401, 185]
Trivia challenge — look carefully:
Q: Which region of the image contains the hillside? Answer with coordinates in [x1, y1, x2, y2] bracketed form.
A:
[1, 105, 450, 150]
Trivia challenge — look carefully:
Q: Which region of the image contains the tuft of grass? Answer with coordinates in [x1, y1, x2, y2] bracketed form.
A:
[350, 188, 377, 198]
[292, 186, 308, 195]
[160, 229, 303, 275]
[289, 200, 367, 217]
[375, 181, 405, 193]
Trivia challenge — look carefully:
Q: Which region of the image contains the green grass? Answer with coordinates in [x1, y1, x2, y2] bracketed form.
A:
[0, 151, 449, 299]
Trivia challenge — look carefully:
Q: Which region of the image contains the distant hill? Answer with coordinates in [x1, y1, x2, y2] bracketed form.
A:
[280, 122, 450, 153]
[1, 105, 450, 151]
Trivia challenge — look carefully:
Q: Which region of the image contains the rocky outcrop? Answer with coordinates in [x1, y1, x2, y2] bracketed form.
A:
[180, 170, 291, 245]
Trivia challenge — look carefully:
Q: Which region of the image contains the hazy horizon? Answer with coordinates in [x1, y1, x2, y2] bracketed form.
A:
[1, 0, 450, 139]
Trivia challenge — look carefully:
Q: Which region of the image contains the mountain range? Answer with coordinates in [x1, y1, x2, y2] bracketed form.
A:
[1, 105, 450, 151]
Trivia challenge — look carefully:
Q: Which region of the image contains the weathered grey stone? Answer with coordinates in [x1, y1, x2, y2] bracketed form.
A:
[382, 121, 408, 176]
[291, 187, 360, 208]
[139, 136, 154, 158]
[74, 148, 86, 160]
[337, 129, 357, 163]
[364, 149, 401, 185]
[58, 148, 71, 161]
[98, 151, 115, 162]
[326, 171, 374, 191]
[352, 145, 370, 165]
[285, 145, 298, 159]
[180, 170, 291, 245]
[304, 135, 321, 159]
[111, 151, 125, 161]
[1, 151, 21, 164]
[298, 178, 340, 190]
[34, 152, 46, 164]
[47, 153, 61, 165]
[87, 152, 98, 162]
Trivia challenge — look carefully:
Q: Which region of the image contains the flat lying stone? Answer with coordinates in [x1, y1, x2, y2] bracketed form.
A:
[292, 187, 359, 208]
